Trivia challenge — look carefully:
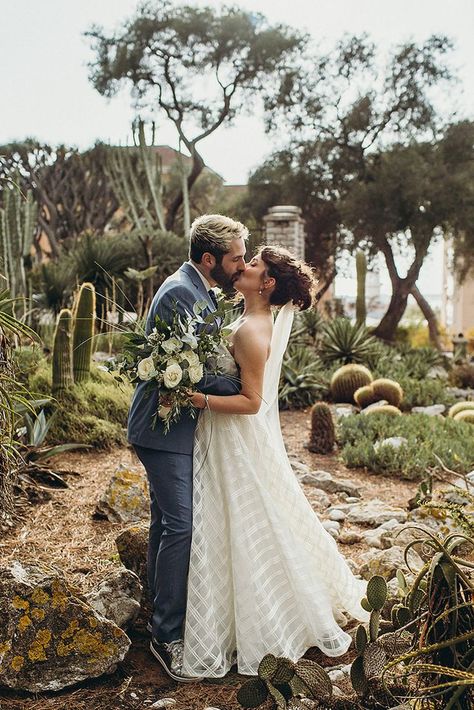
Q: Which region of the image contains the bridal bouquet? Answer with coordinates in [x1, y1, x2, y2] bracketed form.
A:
[113, 299, 231, 432]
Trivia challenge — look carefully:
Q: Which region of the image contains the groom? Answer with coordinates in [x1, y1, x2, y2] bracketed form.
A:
[127, 214, 247, 681]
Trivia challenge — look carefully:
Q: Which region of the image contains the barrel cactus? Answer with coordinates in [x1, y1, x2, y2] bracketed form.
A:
[72, 282, 96, 383]
[453, 409, 474, 425]
[308, 402, 335, 454]
[330, 364, 373, 403]
[354, 385, 378, 410]
[52, 309, 74, 397]
[371, 378, 403, 408]
[365, 404, 402, 417]
[448, 401, 474, 418]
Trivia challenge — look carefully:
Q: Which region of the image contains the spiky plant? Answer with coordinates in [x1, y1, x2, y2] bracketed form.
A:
[330, 364, 373, 403]
[72, 282, 96, 383]
[354, 385, 378, 409]
[308, 402, 335, 454]
[371, 378, 403, 408]
[364, 404, 402, 416]
[52, 309, 74, 397]
[319, 318, 379, 365]
[449, 401, 474, 418]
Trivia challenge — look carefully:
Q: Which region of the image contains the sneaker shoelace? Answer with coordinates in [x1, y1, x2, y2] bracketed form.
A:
[165, 639, 184, 673]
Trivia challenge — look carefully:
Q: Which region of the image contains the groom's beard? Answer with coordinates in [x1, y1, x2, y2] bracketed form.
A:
[210, 262, 241, 294]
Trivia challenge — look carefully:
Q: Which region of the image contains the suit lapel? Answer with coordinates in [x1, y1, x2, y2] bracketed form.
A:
[180, 262, 216, 313]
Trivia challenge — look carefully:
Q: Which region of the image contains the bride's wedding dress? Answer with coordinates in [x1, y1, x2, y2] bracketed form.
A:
[182, 303, 368, 677]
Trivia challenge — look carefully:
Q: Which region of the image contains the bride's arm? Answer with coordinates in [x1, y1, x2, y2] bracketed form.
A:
[189, 322, 269, 415]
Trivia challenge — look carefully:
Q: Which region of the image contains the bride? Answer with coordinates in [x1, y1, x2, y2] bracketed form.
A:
[184, 245, 368, 678]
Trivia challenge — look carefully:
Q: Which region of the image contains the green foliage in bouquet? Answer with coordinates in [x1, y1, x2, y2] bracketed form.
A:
[330, 363, 373, 403]
[339, 412, 474, 480]
[308, 402, 335, 454]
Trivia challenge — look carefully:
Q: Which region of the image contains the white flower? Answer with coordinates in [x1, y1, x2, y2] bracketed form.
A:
[181, 329, 198, 349]
[188, 363, 204, 384]
[163, 362, 183, 388]
[137, 356, 156, 381]
[162, 337, 182, 355]
[182, 350, 200, 367]
[158, 405, 172, 419]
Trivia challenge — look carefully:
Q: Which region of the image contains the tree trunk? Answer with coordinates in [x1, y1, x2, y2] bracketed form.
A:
[411, 285, 443, 351]
[372, 282, 412, 341]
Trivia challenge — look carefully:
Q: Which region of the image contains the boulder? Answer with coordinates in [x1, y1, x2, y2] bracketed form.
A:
[86, 568, 142, 630]
[95, 464, 149, 523]
[299, 470, 361, 497]
[373, 436, 408, 453]
[0, 561, 130, 692]
[346, 499, 407, 527]
[359, 546, 422, 581]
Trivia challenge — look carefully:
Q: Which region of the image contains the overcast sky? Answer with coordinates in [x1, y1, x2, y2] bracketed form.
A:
[1, 0, 473, 299]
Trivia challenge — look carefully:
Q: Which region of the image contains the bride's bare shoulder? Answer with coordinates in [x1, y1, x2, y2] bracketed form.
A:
[233, 313, 272, 353]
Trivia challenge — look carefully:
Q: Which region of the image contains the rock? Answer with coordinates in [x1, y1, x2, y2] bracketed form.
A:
[322, 520, 340, 539]
[150, 700, 177, 708]
[290, 459, 311, 476]
[333, 404, 357, 419]
[115, 525, 149, 599]
[338, 531, 362, 545]
[95, 464, 149, 524]
[359, 546, 422, 581]
[373, 436, 408, 452]
[445, 386, 474, 400]
[345, 496, 360, 504]
[300, 470, 361, 497]
[85, 569, 142, 630]
[346, 499, 407, 527]
[362, 519, 401, 548]
[411, 404, 445, 416]
[360, 400, 388, 414]
[307, 488, 331, 508]
[0, 561, 130, 692]
[329, 509, 347, 522]
[427, 366, 448, 380]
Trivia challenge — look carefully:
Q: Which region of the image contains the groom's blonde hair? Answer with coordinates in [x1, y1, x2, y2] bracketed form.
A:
[189, 214, 249, 264]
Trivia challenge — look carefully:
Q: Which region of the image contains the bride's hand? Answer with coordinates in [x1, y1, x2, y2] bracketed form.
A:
[187, 390, 206, 409]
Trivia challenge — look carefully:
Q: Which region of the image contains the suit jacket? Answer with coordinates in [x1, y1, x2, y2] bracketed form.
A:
[127, 262, 240, 454]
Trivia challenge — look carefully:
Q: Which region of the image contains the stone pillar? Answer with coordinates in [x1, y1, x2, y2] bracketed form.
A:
[262, 205, 305, 260]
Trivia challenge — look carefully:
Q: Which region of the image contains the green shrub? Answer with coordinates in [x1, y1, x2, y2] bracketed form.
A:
[398, 377, 456, 411]
[338, 412, 474, 480]
[12, 345, 44, 384]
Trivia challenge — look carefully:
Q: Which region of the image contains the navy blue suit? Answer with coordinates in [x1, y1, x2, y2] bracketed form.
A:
[127, 262, 239, 642]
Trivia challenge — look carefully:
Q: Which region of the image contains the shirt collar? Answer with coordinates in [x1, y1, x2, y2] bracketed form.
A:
[187, 260, 212, 292]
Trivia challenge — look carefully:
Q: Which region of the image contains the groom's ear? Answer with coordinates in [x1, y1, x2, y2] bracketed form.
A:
[201, 252, 216, 268]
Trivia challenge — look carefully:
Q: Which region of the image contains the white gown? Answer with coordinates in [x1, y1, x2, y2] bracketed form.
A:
[182, 303, 369, 677]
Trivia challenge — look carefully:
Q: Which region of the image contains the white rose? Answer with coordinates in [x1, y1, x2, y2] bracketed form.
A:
[188, 363, 204, 384]
[183, 350, 200, 367]
[162, 337, 182, 355]
[137, 356, 156, 381]
[163, 362, 183, 388]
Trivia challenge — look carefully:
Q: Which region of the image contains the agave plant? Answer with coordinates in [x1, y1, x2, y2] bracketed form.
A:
[383, 529, 474, 710]
[291, 307, 324, 347]
[279, 344, 329, 409]
[319, 318, 380, 366]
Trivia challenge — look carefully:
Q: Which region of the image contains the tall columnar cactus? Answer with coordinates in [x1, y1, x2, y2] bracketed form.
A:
[52, 309, 74, 396]
[371, 378, 403, 408]
[72, 282, 96, 383]
[330, 363, 373, 403]
[0, 185, 37, 308]
[355, 250, 367, 326]
[308, 402, 336, 454]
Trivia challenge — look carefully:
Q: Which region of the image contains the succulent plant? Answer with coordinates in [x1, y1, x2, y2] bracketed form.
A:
[319, 318, 379, 366]
[72, 282, 96, 383]
[330, 364, 373, 403]
[447, 401, 474, 418]
[355, 250, 367, 326]
[364, 404, 402, 416]
[52, 309, 74, 396]
[308, 402, 335, 454]
[371, 378, 403, 408]
[453, 409, 474, 424]
[354, 385, 378, 409]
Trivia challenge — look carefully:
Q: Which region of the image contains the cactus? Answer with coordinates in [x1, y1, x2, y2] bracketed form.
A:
[365, 404, 402, 416]
[308, 402, 335, 454]
[72, 282, 96, 383]
[366, 575, 388, 611]
[453, 409, 474, 425]
[330, 364, 373, 403]
[52, 309, 74, 396]
[371, 378, 403, 408]
[354, 385, 377, 409]
[448, 401, 474, 418]
[0, 183, 37, 314]
[293, 658, 332, 700]
[237, 678, 268, 708]
[355, 250, 367, 326]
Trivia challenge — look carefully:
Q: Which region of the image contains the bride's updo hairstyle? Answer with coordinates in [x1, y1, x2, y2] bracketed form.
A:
[259, 246, 317, 311]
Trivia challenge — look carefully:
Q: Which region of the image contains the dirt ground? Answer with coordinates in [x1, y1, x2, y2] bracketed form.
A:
[0, 410, 419, 710]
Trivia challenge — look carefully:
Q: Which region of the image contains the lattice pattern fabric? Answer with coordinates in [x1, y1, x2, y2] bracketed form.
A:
[182, 306, 368, 677]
